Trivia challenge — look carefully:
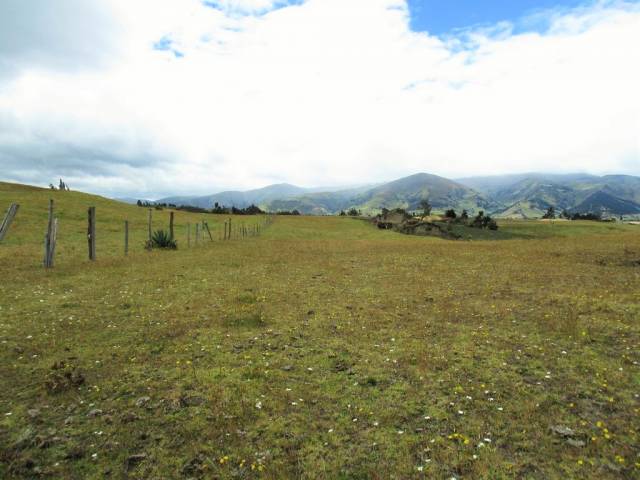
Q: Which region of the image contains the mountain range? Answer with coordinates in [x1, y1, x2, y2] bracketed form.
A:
[136, 172, 640, 218]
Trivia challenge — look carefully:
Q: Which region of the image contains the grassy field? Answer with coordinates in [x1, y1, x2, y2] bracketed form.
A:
[1, 183, 639, 479]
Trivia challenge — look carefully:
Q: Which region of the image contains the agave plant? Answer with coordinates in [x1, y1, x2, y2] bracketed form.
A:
[147, 229, 177, 250]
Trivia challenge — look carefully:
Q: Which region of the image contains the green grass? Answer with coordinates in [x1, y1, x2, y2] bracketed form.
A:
[1, 182, 639, 479]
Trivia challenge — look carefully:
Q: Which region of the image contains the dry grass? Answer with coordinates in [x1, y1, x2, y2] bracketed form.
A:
[1, 183, 639, 479]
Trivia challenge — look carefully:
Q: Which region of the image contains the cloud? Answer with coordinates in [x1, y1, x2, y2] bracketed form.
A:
[0, 0, 638, 198]
[0, 0, 124, 80]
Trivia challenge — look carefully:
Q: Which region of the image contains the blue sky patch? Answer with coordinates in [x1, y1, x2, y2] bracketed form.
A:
[406, 0, 589, 35]
[153, 36, 184, 58]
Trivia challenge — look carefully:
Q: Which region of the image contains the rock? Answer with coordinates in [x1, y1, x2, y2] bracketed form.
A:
[550, 425, 575, 437]
[281, 365, 294, 371]
[180, 395, 205, 407]
[120, 411, 139, 423]
[566, 439, 586, 448]
[64, 444, 86, 460]
[64, 416, 74, 425]
[135, 396, 151, 408]
[27, 409, 40, 419]
[87, 409, 103, 418]
[125, 453, 147, 470]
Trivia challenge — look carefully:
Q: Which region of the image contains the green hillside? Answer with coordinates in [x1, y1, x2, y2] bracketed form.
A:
[483, 174, 640, 218]
[0, 182, 260, 268]
[265, 173, 494, 215]
[348, 173, 493, 214]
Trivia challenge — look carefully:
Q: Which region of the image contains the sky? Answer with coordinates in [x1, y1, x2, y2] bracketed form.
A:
[0, 0, 638, 198]
[407, 0, 585, 34]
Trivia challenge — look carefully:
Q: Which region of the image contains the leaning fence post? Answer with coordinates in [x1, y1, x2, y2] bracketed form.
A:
[169, 212, 175, 241]
[124, 220, 129, 256]
[0, 203, 19, 243]
[88, 207, 96, 261]
[204, 221, 213, 241]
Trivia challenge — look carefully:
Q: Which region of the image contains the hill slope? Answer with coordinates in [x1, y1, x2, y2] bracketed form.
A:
[265, 173, 493, 215]
[461, 173, 640, 218]
[159, 183, 309, 209]
[573, 190, 640, 215]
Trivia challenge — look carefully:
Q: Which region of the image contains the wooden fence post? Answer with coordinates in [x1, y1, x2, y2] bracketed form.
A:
[147, 209, 152, 243]
[124, 220, 129, 256]
[0, 203, 19, 243]
[187, 223, 191, 247]
[50, 219, 58, 267]
[169, 212, 175, 240]
[195, 223, 199, 245]
[229, 218, 232, 240]
[43, 199, 54, 268]
[204, 221, 213, 241]
[88, 207, 96, 261]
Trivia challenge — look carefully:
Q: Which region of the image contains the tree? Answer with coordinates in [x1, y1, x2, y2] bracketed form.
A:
[542, 206, 556, 219]
[347, 208, 359, 216]
[460, 209, 469, 220]
[339, 210, 346, 216]
[444, 209, 457, 219]
[420, 199, 432, 216]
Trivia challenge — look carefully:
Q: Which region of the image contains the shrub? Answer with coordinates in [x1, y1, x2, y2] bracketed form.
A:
[420, 199, 432, 216]
[147, 230, 177, 250]
[444, 209, 457, 219]
[469, 211, 498, 230]
[542, 206, 556, 219]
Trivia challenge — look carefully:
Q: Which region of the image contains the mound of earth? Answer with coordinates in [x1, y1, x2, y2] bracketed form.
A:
[372, 211, 460, 240]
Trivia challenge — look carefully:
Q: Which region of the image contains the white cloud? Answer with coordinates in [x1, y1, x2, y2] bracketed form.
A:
[0, 0, 638, 198]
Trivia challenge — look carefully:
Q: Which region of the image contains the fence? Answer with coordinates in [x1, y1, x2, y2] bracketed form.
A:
[1, 200, 275, 269]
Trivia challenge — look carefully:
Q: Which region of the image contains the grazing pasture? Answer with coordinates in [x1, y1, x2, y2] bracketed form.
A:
[0, 183, 639, 479]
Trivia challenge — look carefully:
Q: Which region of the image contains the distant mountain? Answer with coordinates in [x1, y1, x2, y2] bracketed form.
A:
[457, 173, 599, 196]
[461, 173, 640, 218]
[265, 185, 377, 215]
[114, 197, 143, 205]
[127, 172, 639, 218]
[264, 173, 493, 215]
[348, 173, 493, 213]
[158, 183, 309, 209]
[572, 190, 640, 215]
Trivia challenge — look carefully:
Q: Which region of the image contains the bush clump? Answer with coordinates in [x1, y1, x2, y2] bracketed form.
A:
[470, 211, 498, 230]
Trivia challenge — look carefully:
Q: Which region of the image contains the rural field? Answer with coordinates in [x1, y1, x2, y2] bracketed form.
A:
[1, 183, 639, 479]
